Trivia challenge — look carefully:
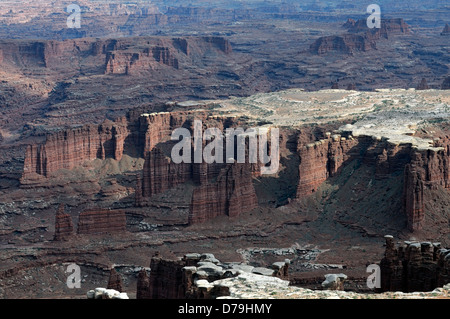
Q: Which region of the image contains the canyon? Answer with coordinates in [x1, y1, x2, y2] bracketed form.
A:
[0, 0, 449, 300]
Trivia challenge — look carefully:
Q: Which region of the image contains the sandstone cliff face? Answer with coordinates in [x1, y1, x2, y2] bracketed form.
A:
[53, 204, 73, 241]
[0, 36, 232, 76]
[403, 164, 425, 231]
[403, 146, 450, 231]
[380, 236, 450, 292]
[188, 163, 258, 224]
[141, 147, 191, 198]
[145, 255, 187, 299]
[311, 18, 410, 55]
[77, 209, 126, 235]
[201, 37, 232, 54]
[296, 135, 358, 197]
[22, 119, 128, 179]
[346, 18, 411, 38]
[310, 34, 375, 55]
[136, 111, 252, 207]
[296, 133, 449, 233]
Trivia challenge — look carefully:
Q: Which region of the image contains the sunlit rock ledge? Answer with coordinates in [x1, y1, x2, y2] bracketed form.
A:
[202, 88, 450, 151]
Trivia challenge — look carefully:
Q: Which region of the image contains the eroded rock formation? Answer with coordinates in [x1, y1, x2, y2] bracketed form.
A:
[403, 146, 450, 231]
[137, 253, 289, 299]
[77, 209, 126, 235]
[53, 204, 73, 241]
[107, 268, 124, 292]
[296, 134, 358, 197]
[188, 163, 258, 224]
[380, 235, 450, 292]
[310, 34, 376, 55]
[141, 147, 191, 198]
[22, 118, 128, 179]
[311, 18, 410, 55]
[296, 133, 449, 232]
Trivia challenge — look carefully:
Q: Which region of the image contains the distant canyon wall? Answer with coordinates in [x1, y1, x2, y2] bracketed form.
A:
[310, 18, 411, 54]
[0, 36, 232, 74]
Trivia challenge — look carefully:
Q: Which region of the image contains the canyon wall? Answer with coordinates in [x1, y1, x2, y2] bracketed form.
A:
[53, 204, 74, 241]
[0, 36, 232, 73]
[141, 147, 192, 197]
[22, 118, 128, 179]
[296, 134, 359, 197]
[188, 163, 258, 224]
[296, 133, 449, 232]
[380, 235, 450, 292]
[310, 34, 376, 55]
[403, 144, 450, 231]
[77, 209, 126, 235]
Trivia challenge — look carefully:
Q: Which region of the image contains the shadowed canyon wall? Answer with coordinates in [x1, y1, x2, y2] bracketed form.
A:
[380, 235, 450, 292]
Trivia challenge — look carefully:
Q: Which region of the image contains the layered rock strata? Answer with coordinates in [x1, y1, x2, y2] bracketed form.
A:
[311, 18, 410, 55]
[53, 204, 74, 241]
[296, 133, 449, 232]
[22, 118, 128, 179]
[296, 133, 358, 197]
[403, 144, 450, 231]
[77, 209, 126, 235]
[107, 268, 124, 292]
[188, 163, 258, 224]
[380, 235, 450, 292]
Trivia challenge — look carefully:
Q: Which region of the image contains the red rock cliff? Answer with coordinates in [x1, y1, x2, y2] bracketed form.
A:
[141, 147, 191, 198]
[296, 135, 358, 197]
[77, 209, 126, 235]
[53, 204, 74, 241]
[380, 235, 450, 292]
[310, 34, 376, 55]
[296, 133, 449, 233]
[22, 119, 128, 179]
[403, 145, 450, 231]
[188, 162, 258, 224]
